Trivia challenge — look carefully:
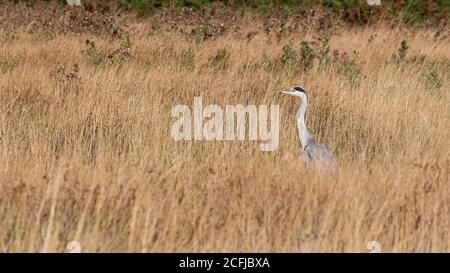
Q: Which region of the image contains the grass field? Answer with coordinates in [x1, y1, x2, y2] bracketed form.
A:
[0, 20, 449, 252]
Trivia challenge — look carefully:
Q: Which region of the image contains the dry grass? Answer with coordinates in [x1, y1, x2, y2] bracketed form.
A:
[0, 23, 449, 252]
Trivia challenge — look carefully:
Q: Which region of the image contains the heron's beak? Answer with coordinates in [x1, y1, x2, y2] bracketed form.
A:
[274, 88, 293, 95]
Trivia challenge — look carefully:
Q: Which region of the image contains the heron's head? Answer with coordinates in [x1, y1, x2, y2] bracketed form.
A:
[276, 86, 307, 100]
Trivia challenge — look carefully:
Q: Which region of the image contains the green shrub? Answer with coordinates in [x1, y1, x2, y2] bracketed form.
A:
[280, 43, 297, 65]
[0, 54, 19, 73]
[318, 32, 330, 71]
[211, 49, 229, 69]
[117, 0, 152, 15]
[424, 67, 443, 90]
[393, 40, 409, 63]
[299, 41, 315, 72]
[341, 55, 361, 88]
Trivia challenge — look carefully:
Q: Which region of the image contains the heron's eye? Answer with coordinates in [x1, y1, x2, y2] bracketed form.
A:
[293, 87, 304, 92]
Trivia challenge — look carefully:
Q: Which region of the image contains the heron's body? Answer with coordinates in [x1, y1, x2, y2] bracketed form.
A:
[280, 86, 338, 171]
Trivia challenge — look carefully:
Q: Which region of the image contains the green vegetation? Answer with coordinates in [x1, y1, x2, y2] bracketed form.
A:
[393, 40, 409, 63]
[424, 66, 443, 90]
[211, 48, 229, 69]
[340, 54, 361, 88]
[82, 36, 133, 66]
[0, 54, 19, 73]
[119, 0, 450, 25]
[280, 42, 297, 66]
[261, 33, 365, 86]
[2, 0, 449, 25]
[299, 41, 315, 72]
[318, 32, 330, 71]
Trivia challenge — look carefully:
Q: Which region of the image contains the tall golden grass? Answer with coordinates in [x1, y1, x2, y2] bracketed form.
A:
[0, 23, 449, 252]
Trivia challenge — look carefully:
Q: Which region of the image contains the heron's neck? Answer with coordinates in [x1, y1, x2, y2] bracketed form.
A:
[296, 98, 311, 149]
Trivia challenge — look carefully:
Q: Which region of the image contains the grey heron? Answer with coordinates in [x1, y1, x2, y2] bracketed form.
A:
[278, 86, 338, 171]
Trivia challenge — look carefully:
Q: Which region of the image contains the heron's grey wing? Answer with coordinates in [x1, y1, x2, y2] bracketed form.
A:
[316, 143, 333, 159]
[303, 138, 338, 171]
[315, 142, 338, 168]
[304, 145, 313, 167]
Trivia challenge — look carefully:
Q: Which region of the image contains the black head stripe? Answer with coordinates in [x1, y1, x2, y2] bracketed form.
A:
[293, 86, 305, 93]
